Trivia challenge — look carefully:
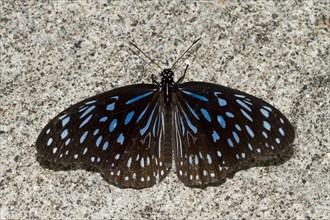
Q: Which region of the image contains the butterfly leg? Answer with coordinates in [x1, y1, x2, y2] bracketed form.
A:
[152, 74, 160, 86]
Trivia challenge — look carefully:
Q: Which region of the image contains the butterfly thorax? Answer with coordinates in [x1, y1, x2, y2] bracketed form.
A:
[159, 69, 175, 104]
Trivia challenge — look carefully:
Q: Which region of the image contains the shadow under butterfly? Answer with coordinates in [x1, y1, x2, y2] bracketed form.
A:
[36, 38, 295, 189]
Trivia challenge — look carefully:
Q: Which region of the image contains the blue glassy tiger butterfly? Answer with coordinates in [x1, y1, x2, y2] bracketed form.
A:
[36, 38, 295, 189]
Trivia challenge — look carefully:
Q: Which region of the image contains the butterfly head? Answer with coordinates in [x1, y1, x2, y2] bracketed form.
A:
[161, 69, 174, 84]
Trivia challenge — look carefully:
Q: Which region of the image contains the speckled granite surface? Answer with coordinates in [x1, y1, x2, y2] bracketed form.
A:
[1, 1, 329, 219]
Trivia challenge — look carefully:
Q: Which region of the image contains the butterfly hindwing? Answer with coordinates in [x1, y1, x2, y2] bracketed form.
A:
[36, 84, 169, 188]
[173, 82, 295, 187]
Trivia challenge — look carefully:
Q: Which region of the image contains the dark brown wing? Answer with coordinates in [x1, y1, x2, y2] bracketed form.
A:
[36, 84, 169, 189]
[173, 82, 295, 187]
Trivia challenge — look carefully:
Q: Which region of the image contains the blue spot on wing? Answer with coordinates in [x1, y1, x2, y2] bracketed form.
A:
[61, 116, 70, 127]
[225, 112, 234, 118]
[102, 141, 109, 150]
[260, 108, 269, 117]
[96, 136, 102, 147]
[93, 129, 99, 136]
[214, 92, 227, 106]
[200, 108, 211, 122]
[117, 133, 124, 145]
[99, 116, 108, 122]
[217, 115, 226, 128]
[212, 130, 220, 142]
[106, 103, 115, 111]
[124, 111, 135, 125]
[227, 138, 234, 147]
[109, 119, 117, 132]
[218, 99, 227, 106]
[61, 129, 68, 139]
[263, 121, 271, 131]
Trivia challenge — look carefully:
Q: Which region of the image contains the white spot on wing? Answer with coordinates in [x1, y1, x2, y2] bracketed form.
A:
[47, 138, 53, 146]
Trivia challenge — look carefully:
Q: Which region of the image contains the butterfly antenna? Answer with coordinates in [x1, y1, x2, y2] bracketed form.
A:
[129, 42, 163, 71]
[171, 37, 201, 69]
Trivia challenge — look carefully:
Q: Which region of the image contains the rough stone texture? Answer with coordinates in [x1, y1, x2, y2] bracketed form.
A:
[1, 1, 329, 219]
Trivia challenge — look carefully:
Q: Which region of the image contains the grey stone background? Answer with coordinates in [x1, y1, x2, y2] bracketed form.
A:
[1, 0, 329, 219]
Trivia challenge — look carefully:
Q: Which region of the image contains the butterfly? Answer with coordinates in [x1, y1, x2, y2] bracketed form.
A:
[36, 39, 295, 189]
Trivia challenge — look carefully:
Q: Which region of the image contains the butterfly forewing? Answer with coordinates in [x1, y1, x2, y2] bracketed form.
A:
[36, 84, 169, 188]
[173, 82, 294, 187]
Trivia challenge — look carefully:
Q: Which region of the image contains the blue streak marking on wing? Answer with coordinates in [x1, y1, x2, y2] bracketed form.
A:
[181, 90, 208, 102]
[179, 116, 185, 135]
[152, 115, 159, 137]
[140, 104, 158, 135]
[78, 106, 87, 112]
[79, 115, 92, 128]
[59, 114, 68, 119]
[240, 109, 253, 122]
[245, 125, 255, 138]
[185, 102, 200, 120]
[96, 136, 102, 147]
[126, 91, 155, 105]
[80, 105, 95, 118]
[85, 100, 96, 105]
[233, 131, 240, 143]
[80, 131, 88, 143]
[236, 99, 252, 112]
[181, 105, 197, 133]
[136, 104, 150, 123]
[243, 99, 252, 105]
